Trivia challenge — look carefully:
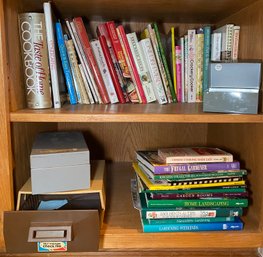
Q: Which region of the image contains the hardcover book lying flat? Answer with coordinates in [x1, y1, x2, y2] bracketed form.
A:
[136, 150, 240, 174]
[157, 147, 233, 164]
[133, 162, 245, 191]
[141, 217, 243, 232]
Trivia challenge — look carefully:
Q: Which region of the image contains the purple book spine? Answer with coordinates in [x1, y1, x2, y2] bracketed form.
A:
[154, 161, 240, 174]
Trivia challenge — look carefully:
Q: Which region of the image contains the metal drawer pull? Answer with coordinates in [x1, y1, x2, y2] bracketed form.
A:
[28, 225, 72, 242]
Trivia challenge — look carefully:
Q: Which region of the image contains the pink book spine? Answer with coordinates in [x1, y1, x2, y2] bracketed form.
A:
[175, 45, 182, 103]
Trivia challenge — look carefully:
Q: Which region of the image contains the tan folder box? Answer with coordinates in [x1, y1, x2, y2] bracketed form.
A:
[17, 160, 106, 225]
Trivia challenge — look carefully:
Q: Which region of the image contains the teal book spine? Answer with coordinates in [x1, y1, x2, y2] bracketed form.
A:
[142, 217, 243, 232]
[145, 216, 235, 225]
[146, 198, 248, 208]
[202, 26, 211, 92]
[153, 23, 177, 102]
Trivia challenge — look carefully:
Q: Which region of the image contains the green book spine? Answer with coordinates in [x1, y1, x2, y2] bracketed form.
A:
[202, 26, 211, 92]
[140, 192, 244, 219]
[153, 23, 177, 102]
[147, 198, 248, 208]
[145, 216, 235, 225]
[154, 170, 247, 180]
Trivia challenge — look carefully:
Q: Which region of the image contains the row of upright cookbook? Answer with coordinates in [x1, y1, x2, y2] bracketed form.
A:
[18, 2, 174, 109]
[132, 147, 248, 232]
[18, 2, 241, 109]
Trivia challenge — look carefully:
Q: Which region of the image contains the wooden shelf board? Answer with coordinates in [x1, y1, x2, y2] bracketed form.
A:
[99, 162, 262, 250]
[10, 104, 263, 123]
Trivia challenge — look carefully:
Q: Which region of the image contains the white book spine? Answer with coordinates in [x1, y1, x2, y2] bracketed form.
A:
[225, 24, 234, 60]
[127, 32, 156, 103]
[139, 38, 167, 104]
[213, 24, 234, 60]
[68, 20, 102, 103]
[79, 64, 94, 104]
[90, 39, 119, 104]
[146, 210, 217, 219]
[187, 29, 196, 103]
[211, 33, 222, 61]
[180, 37, 185, 103]
[184, 35, 188, 102]
[43, 2, 62, 108]
[231, 26, 240, 61]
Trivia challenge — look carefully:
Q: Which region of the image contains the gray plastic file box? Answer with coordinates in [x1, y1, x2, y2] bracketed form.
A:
[30, 131, 90, 194]
[203, 62, 261, 114]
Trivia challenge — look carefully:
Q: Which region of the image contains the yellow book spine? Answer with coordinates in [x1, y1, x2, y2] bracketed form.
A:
[133, 162, 245, 191]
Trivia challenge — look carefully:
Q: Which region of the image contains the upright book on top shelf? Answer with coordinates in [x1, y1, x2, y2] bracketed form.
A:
[126, 32, 156, 103]
[213, 24, 234, 61]
[73, 17, 110, 104]
[139, 38, 168, 104]
[116, 25, 147, 103]
[43, 2, 66, 108]
[90, 39, 119, 104]
[97, 23, 127, 103]
[55, 21, 77, 105]
[152, 23, 177, 102]
[106, 21, 141, 103]
[18, 13, 52, 109]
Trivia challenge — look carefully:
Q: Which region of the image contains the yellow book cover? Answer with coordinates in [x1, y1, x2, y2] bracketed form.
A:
[133, 162, 245, 191]
[195, 29, 204, 102]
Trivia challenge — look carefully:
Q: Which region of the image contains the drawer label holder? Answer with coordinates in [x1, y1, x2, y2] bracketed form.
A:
[37, 241, 67, 252]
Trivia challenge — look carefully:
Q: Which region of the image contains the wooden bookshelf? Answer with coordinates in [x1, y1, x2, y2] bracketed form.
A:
[10, 104, 263, 123]
[101, 163, 261, 250]
[1, 0, 263, 255]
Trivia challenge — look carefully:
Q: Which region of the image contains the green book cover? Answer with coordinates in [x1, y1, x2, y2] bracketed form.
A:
[140, 194, 244, 219]
[202, 26, 211, 92]
[143, 216, 235, 225]
[154, 170, 247, 181]
[152, 23, 177, 102]
[146, 197, 248, 208]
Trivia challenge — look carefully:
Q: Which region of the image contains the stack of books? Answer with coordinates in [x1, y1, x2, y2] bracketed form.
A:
[133, 147, 248, 232]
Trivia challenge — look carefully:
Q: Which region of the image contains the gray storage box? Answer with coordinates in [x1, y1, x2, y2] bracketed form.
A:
[30, 131, 90, 194]
[203, 62, 261, 114]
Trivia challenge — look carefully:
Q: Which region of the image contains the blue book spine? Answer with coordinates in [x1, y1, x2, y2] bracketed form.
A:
[142, 217, 243, 232]
[202, 26, 211, 93]
[55, 22, 77, 105]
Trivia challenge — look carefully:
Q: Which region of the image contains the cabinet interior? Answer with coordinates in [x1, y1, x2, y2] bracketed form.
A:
[4, 0, 263, 251]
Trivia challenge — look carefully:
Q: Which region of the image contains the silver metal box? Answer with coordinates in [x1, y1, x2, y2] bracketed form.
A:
[203, 62, 261, 114]
[30, 131, 90, 194]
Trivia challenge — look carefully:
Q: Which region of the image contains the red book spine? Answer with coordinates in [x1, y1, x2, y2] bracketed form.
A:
[99, 35, 125, 103]
[73, 17, 110, 104]
[117, 25, 147, 104]
[106, 21, 130, 78]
